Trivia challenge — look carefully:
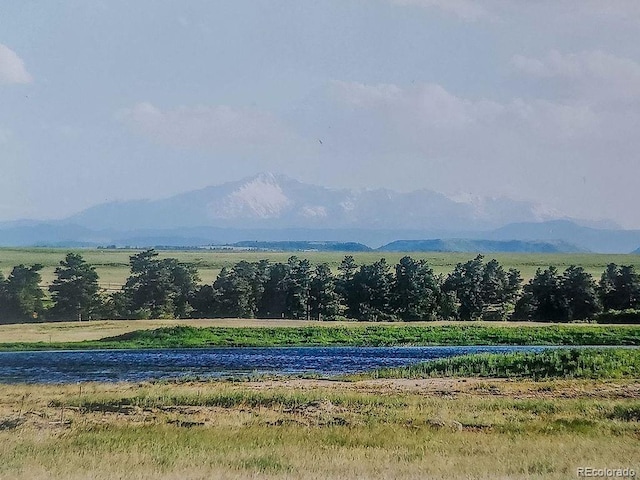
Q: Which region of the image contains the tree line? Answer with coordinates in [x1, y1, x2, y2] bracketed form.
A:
[1, 250, 639, 324]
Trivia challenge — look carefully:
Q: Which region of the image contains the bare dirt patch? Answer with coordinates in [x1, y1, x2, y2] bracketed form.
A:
[239, 377, 640, 400]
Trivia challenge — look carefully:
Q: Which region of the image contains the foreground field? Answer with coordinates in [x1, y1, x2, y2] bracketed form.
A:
[0, 379, 638, 479]
[2, 247, 640, 291]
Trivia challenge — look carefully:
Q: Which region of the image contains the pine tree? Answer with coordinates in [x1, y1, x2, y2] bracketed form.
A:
[392, 256, 440, 321]
[49, 253, 100, 321]
[0, 264, 45, 323]
[309, 263, 341, 320]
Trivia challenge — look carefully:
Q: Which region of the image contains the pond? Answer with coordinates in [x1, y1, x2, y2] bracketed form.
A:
[0, 345, 553, 383]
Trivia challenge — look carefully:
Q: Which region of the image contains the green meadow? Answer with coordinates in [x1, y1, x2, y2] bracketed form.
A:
[1, 324, 639, 351]
[2, 247, 640, 292]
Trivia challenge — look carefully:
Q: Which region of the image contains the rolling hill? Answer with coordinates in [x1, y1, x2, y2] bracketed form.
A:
[377, 239, 585, 253]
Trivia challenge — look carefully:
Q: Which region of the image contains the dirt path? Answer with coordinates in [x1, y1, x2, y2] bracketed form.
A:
[240, 377, 640, 399]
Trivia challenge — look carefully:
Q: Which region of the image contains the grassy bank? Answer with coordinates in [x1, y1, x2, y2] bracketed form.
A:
[1, 324, 640, 351]
[0, 379, 638, 479]
[357, 348, 640, 381]
[1, 319, 631, 344]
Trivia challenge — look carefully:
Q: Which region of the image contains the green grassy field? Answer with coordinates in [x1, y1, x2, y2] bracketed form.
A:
[2, 247, 640, 292]
[2, 324, 639, 351]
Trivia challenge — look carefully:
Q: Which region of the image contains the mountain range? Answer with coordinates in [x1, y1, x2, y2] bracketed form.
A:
[1, 172, 639, 253]
[66, 172, 561, 231]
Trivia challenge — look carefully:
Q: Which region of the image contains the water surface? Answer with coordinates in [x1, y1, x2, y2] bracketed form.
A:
[0, 345, 553, 384]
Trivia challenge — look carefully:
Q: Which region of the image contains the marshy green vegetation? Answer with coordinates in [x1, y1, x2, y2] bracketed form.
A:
[360, 348, 640, 380]
[1, 324, 640, 351]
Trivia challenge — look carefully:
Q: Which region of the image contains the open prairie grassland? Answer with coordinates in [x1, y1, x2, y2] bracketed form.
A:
[3, 247, 640, 292]
[0, 379, 638, 479]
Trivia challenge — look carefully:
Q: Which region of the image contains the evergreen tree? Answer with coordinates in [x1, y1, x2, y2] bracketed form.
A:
[211, 266, 254, 317]
[309, 263, 341, 320]
[443, 255, 486, 320]
[443, 256, 522, 320]
[392, 256, 440, 321]
[516, 265, 601, 322]
[617, 265, 640, 309]
[336, 255, 359, 318]
[562, 265, 601, 320]
[259, 262, 289, 318]
[0, 271, 8, 321]
[0, 264, 45, 323]
[49, 253, 100, 321]
[102, 290, 132, 320]
[599, 263, 640, 311]
[252, 259, 272, 309]
[599, 263, 619, 310]
[351, 259, 394, 321]
[190, 285, 217, 318]
[122, 249, 199, 318]
[481, 260, 522, 320]
[515, 266, 567, 321]
[166, 258, 199, 318]
[284, 256, 312, 319]
[196, 260, 273, 319]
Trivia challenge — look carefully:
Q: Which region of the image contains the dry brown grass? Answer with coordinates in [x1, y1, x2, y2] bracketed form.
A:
[0, 319, 327, 343]
[0, 379, 638, 479]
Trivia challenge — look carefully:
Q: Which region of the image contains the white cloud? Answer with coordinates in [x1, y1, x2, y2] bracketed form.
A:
[328, 80, 595, 139]
[0, 44, 32, 85]
[389, 0, 640, 25]
[576, 0, 640, 22]
[512, 50, 640, 104]
[512, 50, 640, 86]
[388, 0, 490, 21]
[511, 55, 550, 78]
[119, 102, 296, 151]
[506, 99, 598, 139]
[330, 81, 503, 129]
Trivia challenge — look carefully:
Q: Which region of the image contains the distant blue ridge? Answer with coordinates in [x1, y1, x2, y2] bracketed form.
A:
[377, 239, 585, 253]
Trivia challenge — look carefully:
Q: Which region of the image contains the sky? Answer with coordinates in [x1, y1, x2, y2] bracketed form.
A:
[1, 0, 640, 227]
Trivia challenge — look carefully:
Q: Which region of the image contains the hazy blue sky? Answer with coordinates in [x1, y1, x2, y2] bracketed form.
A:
[1, 1, 640, 227]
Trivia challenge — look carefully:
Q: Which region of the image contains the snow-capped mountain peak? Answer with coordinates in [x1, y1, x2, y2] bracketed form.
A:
[209, 172, 291, 219]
